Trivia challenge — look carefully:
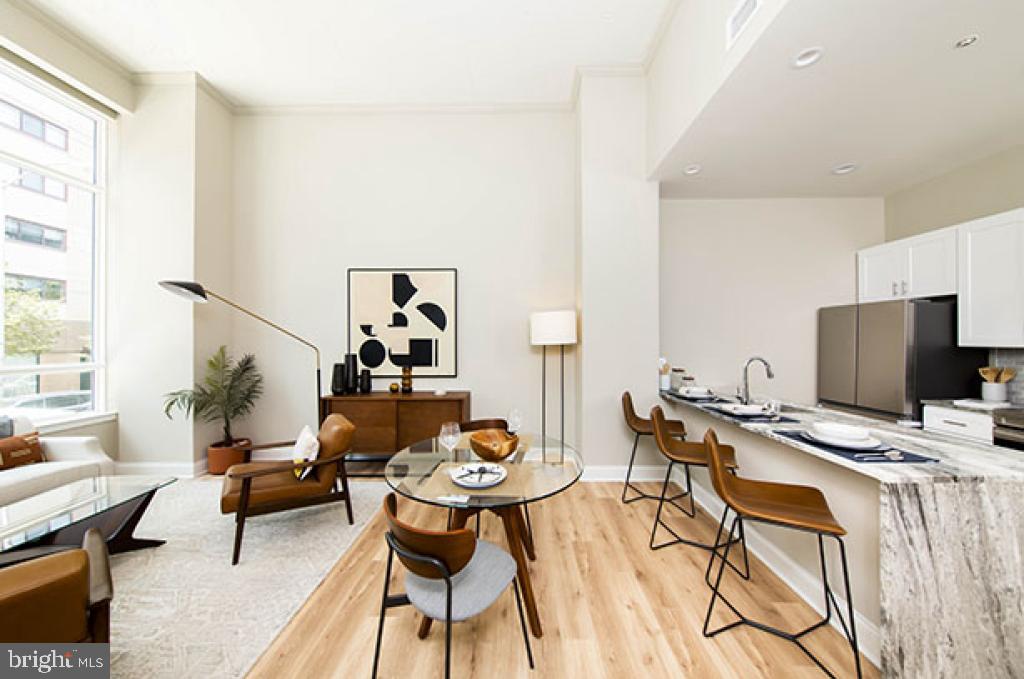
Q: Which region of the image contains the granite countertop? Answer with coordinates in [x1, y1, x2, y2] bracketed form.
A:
[660, 390, 1024, 485]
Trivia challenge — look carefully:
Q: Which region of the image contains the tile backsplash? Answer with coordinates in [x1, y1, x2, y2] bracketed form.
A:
[990, 349, 1024, 404]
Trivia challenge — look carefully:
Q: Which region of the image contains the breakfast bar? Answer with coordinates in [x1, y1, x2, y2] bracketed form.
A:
[661, 391, 1024, 678]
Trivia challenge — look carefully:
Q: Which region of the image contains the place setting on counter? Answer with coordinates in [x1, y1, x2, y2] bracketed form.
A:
[773, 422, 938, 465]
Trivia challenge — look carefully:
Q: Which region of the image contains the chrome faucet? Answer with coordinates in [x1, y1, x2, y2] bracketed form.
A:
[739, 356, 774, 404]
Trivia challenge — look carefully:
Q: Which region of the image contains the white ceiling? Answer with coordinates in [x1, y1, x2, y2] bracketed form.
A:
[658, 0, 1024, 198]
[24, 0, 672, 108]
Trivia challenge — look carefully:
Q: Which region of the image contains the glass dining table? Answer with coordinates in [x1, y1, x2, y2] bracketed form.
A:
[385, 432, 583, 638]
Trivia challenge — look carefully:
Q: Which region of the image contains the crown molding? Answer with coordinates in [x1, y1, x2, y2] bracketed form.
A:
[641, 0, 682, 72]
[6, 0, 131, 78]
[132, 71, 238, 111]
[568, 63, 646, 111]
[233, 100, 573, 116]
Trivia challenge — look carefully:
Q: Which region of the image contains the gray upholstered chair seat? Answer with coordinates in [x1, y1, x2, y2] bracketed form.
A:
[405, 540, 516, 622]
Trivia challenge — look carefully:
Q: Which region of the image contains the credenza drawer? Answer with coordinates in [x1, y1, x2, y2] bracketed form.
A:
[923, 405, 993, 443]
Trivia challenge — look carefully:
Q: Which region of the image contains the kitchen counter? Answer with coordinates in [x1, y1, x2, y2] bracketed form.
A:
[659, 389, 1024, 679]
[661, 391, 1024, 484]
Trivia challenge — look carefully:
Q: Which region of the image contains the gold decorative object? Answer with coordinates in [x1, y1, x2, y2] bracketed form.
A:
[469, 429, 520, 462]
[401, 366, 413, 393]
[389, 382, 400, 394]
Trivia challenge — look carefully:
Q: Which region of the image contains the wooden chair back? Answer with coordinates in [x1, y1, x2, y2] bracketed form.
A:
[704, 428, 739, 510]
[383, 494, 476, 579]
[621, 391, 648, 433]
[459, 418, 509, 432]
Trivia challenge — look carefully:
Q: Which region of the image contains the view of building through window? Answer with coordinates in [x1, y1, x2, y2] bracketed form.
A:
[0, 63, 103, 424]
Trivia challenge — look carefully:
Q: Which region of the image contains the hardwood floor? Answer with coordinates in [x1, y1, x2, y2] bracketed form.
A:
[248, 482, 878, 678]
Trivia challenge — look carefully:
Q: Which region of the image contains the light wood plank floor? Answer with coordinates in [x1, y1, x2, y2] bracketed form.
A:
[249, 482, 877, 678]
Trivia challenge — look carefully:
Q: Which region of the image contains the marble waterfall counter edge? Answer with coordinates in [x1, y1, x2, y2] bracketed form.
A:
[660, 392, 1024, 678]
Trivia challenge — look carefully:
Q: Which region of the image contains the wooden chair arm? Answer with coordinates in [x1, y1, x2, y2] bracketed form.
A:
[226, 452, 349, 480]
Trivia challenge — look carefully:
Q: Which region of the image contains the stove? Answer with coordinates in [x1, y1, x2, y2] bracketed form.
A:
[993, 408, 1024, 450]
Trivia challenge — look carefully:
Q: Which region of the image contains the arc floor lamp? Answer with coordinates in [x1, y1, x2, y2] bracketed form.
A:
[158, 281, 322, 423]
[529, 309, 577, 461]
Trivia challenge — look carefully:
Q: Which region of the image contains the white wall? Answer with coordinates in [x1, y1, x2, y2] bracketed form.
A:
[108, 81, 196, 469]
[646, 0, 790, 176]
[660, 198, 885, 403]
[192, 85, 235, 464]
[231, 111, 576, 445]
[576, 75, 660, 467]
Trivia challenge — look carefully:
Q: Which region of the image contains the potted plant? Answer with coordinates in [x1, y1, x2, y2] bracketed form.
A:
[163, 345, 264, 474]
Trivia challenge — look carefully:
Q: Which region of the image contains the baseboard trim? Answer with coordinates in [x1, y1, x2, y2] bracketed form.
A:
[115, 461, 197, 478]
[582, 464, 880, 667]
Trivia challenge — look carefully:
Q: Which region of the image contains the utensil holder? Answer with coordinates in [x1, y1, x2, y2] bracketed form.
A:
[982, 381, 1008, 402]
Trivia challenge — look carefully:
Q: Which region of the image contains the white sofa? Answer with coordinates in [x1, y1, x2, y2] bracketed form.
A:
[0, 418, 115, 506]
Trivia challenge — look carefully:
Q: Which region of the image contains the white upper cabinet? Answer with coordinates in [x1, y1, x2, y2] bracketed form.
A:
[957, 209, 1024, 347]
[857, 227, 956, 303]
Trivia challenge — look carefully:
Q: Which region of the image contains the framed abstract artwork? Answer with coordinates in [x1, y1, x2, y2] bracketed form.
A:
[347, 268, 458, 377]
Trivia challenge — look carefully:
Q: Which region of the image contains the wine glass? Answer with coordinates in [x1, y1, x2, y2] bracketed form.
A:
[439, 421, 461, 455]
[507, 408, 523, 434]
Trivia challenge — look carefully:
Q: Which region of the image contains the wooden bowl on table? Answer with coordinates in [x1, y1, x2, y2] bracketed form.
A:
[469, 429, 519, 462]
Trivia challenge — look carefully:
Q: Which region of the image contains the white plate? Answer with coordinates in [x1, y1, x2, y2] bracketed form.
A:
[449, 463, 508, 489]
[712, 403, 767, 417]
[811, 421, 870, 442]
[802, 430, 884, 450]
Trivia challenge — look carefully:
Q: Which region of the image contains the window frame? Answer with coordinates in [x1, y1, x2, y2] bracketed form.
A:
[0, 63, 108, 424]
[4, 216, 68, 251]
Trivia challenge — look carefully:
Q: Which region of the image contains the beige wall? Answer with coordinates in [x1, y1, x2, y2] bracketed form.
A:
[660, 198, 885, 404]
[885, 145, 1024, 241]
[231, 110, 577, 446]
[192, 85, 235, 462]
[108, 80, 197, 471]
[577, 74, 660, 468]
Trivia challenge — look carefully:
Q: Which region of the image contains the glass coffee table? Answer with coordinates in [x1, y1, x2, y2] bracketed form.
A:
[0, 475, 175, 566]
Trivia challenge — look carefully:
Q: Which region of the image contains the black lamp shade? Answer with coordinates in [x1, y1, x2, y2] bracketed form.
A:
[158, 280, 208, 303]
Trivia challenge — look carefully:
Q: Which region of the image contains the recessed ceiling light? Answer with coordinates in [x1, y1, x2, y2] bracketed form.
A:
[792, 47, 824, 69]
[831, 162, 858, 176]
[683, 164, 702, 176]
[955, 34, 979, 49]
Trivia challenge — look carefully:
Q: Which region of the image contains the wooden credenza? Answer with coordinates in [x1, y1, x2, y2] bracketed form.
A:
[320, 391, 471, 455]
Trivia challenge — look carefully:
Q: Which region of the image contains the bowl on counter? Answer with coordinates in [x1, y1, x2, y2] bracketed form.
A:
[469, 429, 519, 462]
[811, 421, 870, 441]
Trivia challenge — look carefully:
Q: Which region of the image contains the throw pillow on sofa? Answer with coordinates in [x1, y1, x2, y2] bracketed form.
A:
[0, 433, 45, 470]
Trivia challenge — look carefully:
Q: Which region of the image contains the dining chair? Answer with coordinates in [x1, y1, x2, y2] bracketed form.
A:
[621, 391, 686, 503]
[372, 493, 534, 679]
[702, 428, 862, 678]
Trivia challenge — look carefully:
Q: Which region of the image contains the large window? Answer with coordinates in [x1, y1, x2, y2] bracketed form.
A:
[0, 62, 105, 425]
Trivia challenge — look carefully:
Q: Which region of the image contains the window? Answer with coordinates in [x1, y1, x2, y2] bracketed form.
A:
[0, 98, 69, 150]
[0, 62, 105, 424]
[5, 274, 67, 301]
[5, 217, 67, 250]
[16, 169, 67, 200]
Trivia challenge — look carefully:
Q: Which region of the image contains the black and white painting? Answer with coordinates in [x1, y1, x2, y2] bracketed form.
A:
[347, 268, 457, 377]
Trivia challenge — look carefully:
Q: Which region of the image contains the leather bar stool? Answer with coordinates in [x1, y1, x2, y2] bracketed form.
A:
[701, 428, 863, 679]
[648, 407, 750, 580]
[620, 391, 685, 503]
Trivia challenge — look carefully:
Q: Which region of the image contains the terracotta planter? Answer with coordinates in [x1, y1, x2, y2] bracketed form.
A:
[207, 438, 251, 475]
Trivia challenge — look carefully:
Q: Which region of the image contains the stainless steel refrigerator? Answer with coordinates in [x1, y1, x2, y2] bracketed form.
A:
[817, 298, 987, 420]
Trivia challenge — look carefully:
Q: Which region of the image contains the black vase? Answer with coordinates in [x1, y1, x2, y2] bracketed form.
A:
[343, 354, 358, 393]
[330, 363, 346, 396]
[359, 369, 372, 394]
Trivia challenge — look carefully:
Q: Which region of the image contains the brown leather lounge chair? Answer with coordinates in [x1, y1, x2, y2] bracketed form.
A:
[0, 528, 112, 643]
[221, 413, 356, 565]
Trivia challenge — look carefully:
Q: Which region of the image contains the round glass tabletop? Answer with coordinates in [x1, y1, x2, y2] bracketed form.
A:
[385, 432, 583, 509]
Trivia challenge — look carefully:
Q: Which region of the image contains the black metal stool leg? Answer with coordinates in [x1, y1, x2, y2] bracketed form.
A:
[371, 548, 394, 679]
[622, 433, 659, 503]
[837, 537, 863, 679]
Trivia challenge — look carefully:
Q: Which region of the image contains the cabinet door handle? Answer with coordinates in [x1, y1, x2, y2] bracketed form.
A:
[942, 419, 967, 427]
[892, 281, 898, 296]
[901, 280, 908, 295]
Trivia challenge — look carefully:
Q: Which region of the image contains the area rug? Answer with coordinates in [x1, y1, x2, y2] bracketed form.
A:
[109, 477, 387, 678]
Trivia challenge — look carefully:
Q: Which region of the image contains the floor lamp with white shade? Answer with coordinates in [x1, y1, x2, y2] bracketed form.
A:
[529, 310, 577, 459]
